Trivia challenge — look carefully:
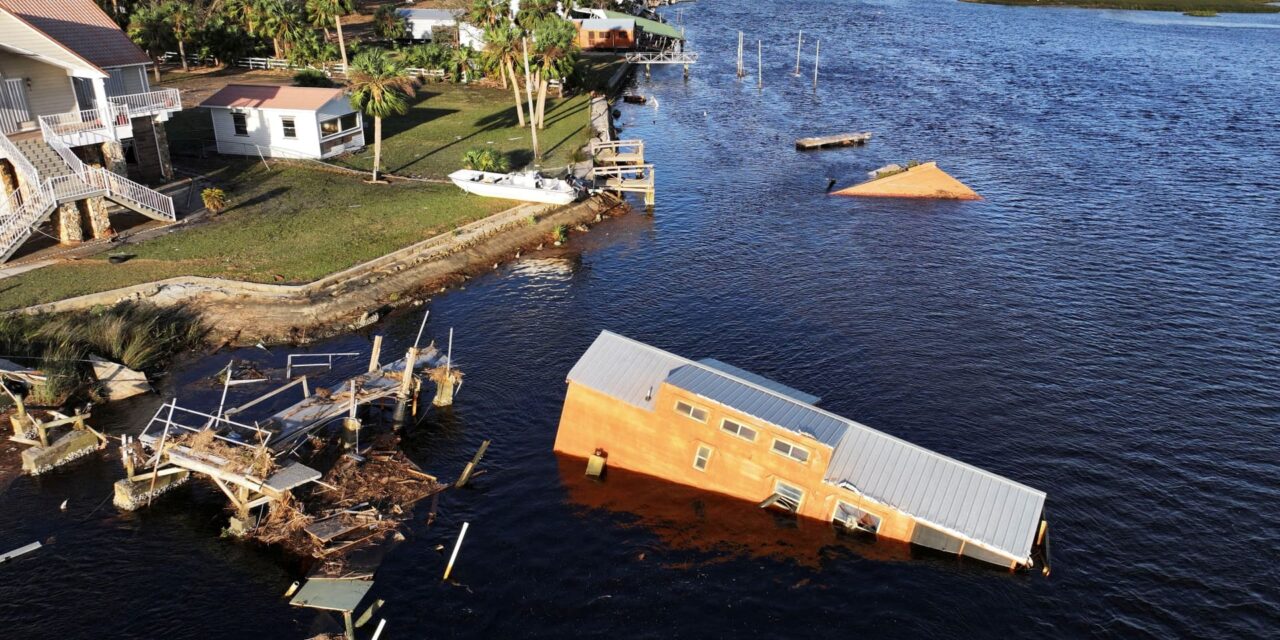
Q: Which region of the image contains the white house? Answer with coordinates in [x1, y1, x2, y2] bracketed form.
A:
[200, 85, 364, 160]
[0, 0, 183, 260]
[398, 8, 486, 50]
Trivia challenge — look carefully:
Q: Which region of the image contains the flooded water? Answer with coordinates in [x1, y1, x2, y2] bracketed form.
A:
[3, 0, 1280, 637]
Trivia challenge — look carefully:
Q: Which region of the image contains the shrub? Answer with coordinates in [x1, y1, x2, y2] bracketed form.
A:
[294, 69, 335, 88]
[201, 187, 228, 213]
[552, 224, 568, 244]
[462, 148, 510, 173]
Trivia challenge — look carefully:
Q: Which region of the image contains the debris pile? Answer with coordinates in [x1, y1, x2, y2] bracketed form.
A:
[247, 446, 444, 560]
[171, 429, 274, 477]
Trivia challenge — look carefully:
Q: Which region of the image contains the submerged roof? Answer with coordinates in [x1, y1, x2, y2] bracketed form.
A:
[698, 358, 821, 406]
[0, 0, 151, 69]
[200, 85, 347, 111]
[833, 161, 981, 200]
[600, 10, 683, 40]
[565, 330, 1046, 563]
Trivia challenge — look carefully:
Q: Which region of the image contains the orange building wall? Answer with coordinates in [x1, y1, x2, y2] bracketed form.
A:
[575, 28, 635, 50]
[554, 381, 922, 546]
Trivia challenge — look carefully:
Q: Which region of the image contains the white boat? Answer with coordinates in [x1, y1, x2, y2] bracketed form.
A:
[448, 170, 580, 205]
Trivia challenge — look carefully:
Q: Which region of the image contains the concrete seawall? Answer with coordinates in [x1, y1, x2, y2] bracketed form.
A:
[19, 196, 623, 344]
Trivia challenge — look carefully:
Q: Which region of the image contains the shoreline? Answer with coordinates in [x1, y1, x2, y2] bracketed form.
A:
[16, 195, 626, 345]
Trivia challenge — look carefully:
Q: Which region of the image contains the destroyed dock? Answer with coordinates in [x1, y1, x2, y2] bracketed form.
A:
[113, 322, 467, 562]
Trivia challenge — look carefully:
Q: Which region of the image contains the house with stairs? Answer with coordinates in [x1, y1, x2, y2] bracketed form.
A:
[0, 0, 182, 262]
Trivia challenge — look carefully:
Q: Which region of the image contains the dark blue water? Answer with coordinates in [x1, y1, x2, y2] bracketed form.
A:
[3, 1, 1279, 637]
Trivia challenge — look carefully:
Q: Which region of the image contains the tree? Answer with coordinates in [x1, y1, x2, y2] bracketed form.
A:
[446, 45, 476, 83]
[371, 4, 406, 41]
[482, 22, 525, 125]
[254, 0, 307, 59]
[347, 49, 417, 182]
[467, 0, 506, 29]
[128, 2, 174, 81]
[305, 0, 353, 69]
[515, 0, 556, 30]
[531, 16, 577, 129]
[167, 0, 197, 72]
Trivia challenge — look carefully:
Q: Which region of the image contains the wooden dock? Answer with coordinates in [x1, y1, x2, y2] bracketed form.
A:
[591, 164, 656, 207]
[590, 139, 645, 166]
[795, 132, 872, 151]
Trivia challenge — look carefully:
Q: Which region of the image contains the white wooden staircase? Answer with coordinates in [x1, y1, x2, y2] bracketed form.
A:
[0, 103, 177, 262]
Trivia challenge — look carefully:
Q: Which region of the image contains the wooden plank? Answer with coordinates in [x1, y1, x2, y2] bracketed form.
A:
[795, 131, 872, 150]
[0, 541, 41, 563]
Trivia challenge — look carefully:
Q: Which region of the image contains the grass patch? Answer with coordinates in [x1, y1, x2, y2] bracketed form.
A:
[332, 82, 595, 178]
[0, 303, 206, 406]
[963, 0, 1277, 12]
[0, 160, 507, 310]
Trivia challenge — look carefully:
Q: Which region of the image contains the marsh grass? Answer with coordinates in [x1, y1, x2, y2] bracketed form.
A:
[0, 303, 207, 407]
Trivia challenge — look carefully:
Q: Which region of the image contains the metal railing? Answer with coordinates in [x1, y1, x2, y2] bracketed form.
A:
[286, 352, 359, 378]
[109, 88, 182, 118]
[45, 173, 102, 201]
[39, 113, 175, 221]
[84, 167, 175, 220]
[38, 104, 130, 146]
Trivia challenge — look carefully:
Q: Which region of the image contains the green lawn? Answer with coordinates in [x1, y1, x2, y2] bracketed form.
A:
[963, 0, 1277, 11]
[0, 68, 618, 311]
[334, 80, 594, 178]
[0, 161, 507, 310]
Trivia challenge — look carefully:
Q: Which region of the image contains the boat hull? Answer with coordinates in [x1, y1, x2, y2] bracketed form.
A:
[449, 170, 578, 205]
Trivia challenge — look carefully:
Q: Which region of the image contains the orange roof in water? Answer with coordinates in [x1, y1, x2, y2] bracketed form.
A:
[833, 162, 981, 200]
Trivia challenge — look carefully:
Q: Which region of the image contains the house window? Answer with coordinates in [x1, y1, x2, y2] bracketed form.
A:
[773, 480, 804, 512]
[674, 400, 707, 423]
[232, 112, 248, 136]
[771, 439, 809, 464]
[720, 418, 757, 442]
[281, 117, 297, 138]
[692, 444, 713, 472]
[834, 501, 881, 534]
[321, 113, 361, 137]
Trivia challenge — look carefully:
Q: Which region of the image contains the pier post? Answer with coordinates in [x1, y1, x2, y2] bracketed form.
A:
[645, 63, 651, 80]
[392, 346, 419, 425]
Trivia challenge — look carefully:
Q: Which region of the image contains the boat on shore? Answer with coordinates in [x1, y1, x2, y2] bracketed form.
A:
[448, 170, 581, 205]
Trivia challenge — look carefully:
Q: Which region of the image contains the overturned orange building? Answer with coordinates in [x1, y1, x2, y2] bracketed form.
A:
[555, 331, 1049, 570]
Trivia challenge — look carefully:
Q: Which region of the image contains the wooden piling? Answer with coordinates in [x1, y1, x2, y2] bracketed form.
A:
[813, 40, 820, 89]
[368, 335, 383, 373]
[794, 30, 803, 76]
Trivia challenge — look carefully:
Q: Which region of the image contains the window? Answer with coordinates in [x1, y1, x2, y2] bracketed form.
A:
[693, 444, 713, 472]
[674, 400, 708, 423]
[771, 439, 810, 464]
[834, 501, 881, 534]
[773, 480, 804, 512]
[281, 117, 296, 139]
[321, 113, 361, 137]
[720, 418, 757, 442]
[232, 112, 248, 136]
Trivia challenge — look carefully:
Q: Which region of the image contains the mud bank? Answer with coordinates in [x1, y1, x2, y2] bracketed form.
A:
[18, 196, 627, 345]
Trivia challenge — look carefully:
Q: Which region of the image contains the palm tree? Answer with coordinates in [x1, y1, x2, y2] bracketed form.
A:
[305, 0, 353, 69]
[347, 49, 418, 182]
[483, 23, 525, 125]
[167, 0, 197, 72]
[446, 45, 476, 83]
[467, 0, 506, 29]
[256, 0, 306, 59]
[128, 2, 174, 81]
[531, 17, 577, 129]
[463, 148, 509, 173]
[515, 0, 556, 30]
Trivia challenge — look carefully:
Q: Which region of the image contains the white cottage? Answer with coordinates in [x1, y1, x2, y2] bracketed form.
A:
[397, 8, 486, 50]
[199, 84, 364, 159]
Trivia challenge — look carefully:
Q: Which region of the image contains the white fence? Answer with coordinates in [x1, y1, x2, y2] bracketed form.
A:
[164, 52, 446, 79]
